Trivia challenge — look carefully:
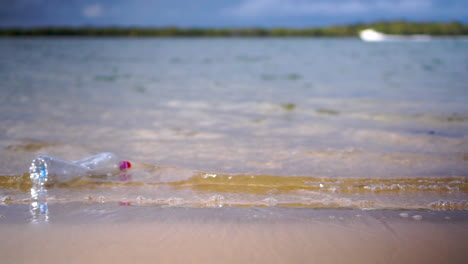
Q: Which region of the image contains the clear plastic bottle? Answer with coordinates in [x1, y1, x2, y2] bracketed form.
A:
[29, 152, 131, 185]
[74, 152, 131, 176]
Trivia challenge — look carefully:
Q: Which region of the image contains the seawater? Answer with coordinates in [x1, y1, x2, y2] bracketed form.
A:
[0, 38, 467, 216]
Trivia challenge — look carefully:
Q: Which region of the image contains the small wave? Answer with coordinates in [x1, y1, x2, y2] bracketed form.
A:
[0, 171, 466, 195]
[0, 173, 31, 191]
[4, 195, 468, 211]
[429, 200, 468, 210]
[171, 173, 467, 195]
[1, 168, 466, 211]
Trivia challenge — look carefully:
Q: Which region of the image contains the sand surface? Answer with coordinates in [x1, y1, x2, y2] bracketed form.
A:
[1, 205, 467, 264]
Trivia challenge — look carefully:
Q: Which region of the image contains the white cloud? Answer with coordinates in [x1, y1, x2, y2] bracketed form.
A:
[225, 0, 432, 17]
[83, 3, 103, 18]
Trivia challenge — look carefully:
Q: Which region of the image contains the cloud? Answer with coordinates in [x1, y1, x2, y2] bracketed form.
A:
[225, 0, 433, 17]
[82, 3, 103, 18]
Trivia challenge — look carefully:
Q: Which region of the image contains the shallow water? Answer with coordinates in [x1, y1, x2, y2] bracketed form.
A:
[1, 38, 467, 263]
[0, 38, 467, 214]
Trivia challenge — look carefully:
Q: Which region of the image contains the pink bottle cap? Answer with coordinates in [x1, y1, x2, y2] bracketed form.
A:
[119, 161, 132, 170]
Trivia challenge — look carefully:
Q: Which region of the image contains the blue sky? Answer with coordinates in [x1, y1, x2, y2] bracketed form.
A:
[1, 0, 467, 28]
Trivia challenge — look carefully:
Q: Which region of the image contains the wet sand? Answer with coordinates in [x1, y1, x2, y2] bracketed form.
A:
[1, 205, 467, 264]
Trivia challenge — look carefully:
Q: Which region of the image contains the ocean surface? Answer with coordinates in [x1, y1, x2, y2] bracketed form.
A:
[0, 38, 467, 223]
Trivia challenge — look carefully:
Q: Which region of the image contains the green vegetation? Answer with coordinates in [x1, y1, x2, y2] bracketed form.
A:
[281, 103, 296, 111]
[1, 21, 467, 37]
[315, 108, 340, 116]
[287, 74, 302, 80]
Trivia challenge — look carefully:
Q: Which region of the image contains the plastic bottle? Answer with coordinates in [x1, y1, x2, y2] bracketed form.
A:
[29, 152, 131, 186]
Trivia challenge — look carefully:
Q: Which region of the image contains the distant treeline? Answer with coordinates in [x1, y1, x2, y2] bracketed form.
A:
[1, 21, 467, 37]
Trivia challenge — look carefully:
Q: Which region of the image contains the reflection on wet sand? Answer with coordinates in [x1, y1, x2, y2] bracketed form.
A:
[30, 184, 48, 224]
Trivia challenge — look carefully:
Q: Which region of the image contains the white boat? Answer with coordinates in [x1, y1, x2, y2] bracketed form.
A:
[359, 28, 431, 42]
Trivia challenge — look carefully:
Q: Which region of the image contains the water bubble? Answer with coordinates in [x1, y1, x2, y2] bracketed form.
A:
[210, 194, 224, 202]
[136, 196, 145, 203]
[429, 200, 468, 210]
[168, 197, 183, 205]
[448, 180, 463, 185]
[203, 173, 217, 179]
[412, 215, 423, 221]
[208, 194, 224, 207]
[399, 213, 409, 218]
[262, 197, 278, 206]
